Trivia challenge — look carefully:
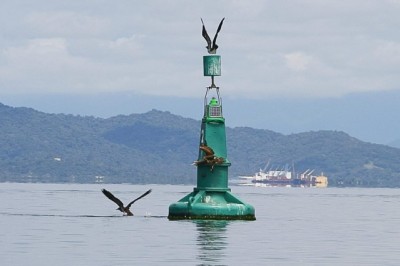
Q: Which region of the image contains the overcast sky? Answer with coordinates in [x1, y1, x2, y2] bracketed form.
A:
[1, 1, 400, 144]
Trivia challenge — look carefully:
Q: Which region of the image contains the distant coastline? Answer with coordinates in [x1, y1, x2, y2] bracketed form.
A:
[1, 103, 400, 187]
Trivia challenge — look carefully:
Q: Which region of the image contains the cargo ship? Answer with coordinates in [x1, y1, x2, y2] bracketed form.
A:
[239, 165, 328, 187]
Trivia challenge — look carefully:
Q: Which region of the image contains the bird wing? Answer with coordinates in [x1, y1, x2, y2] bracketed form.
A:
[212, 18, 225, 48]
[102, 189, 124, 209]
[201, 18, 212, 48]
[126, 189, 152, 209]
[200, 145, 214, 156]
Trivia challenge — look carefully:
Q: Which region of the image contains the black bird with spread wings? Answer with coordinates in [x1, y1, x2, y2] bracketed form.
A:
[201, 18, 225, 54]
[101, 188, 152, 216]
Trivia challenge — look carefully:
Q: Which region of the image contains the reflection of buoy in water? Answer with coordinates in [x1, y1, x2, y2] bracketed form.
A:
[101, 189, 152, 216]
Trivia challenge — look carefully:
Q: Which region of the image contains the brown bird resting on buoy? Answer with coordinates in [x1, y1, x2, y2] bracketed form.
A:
[101, 188, 152, 216]
[194, 144, 224, 171]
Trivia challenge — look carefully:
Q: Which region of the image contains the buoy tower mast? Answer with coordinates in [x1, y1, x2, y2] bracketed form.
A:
[168, 24, 255, 220]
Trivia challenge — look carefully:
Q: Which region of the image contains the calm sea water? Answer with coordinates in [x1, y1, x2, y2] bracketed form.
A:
[1, 183, 399, 266]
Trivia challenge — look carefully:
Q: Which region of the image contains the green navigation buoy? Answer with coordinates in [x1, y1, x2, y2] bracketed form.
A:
[168, 21, 255, 220]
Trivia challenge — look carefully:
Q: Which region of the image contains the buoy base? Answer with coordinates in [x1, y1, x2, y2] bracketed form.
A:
[168, 189, 256, 221]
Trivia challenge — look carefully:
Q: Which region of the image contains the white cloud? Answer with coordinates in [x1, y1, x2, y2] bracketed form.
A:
[26, 11, 110, 38]
[374, 41, 400, 66]
[284, 52, 314, 71]
[1, 0, 400, 99]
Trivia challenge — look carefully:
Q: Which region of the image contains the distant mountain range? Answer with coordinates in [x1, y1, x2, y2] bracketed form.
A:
[4, 89, 400, 146]
[388, 139, 400, 149]
[1, 102, 400, 187]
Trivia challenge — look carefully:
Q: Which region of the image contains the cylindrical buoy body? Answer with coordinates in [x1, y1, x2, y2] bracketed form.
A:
[168, 95, 256, 220]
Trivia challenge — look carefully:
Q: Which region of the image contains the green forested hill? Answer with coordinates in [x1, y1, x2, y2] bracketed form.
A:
[1, 102, 400, 187]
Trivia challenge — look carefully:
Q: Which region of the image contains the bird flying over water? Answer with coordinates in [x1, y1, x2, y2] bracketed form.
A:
[101, 188, 152, 216]
[201, 18, 225, 54]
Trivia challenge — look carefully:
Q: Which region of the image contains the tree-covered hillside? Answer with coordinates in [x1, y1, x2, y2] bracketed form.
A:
[1, 102, 400, 187]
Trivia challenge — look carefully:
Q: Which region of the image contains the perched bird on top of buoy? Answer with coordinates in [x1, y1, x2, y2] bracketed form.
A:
[201, 18, 225, 54]
[101, 188, 152, 216]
